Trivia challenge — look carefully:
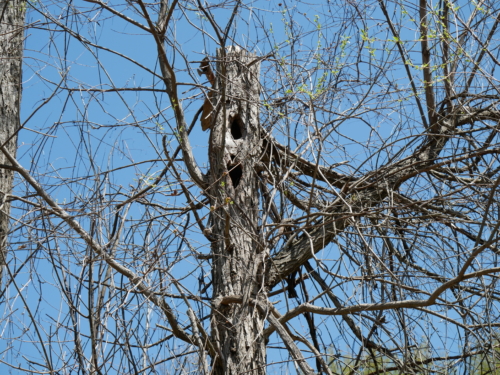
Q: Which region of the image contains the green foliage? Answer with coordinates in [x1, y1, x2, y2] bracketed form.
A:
[468, 343, 500, 375]
[328, 343, 500, 375]
[329, 351, 400, 375]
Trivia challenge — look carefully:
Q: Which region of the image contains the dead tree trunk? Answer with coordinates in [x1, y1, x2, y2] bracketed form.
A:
[0, 0, 25, 287]
[208, 47, 265, 375]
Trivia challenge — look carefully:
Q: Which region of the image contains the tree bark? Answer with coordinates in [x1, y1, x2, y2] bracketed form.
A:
[0, 0, 24, 287]
[208, 47, 265, 375]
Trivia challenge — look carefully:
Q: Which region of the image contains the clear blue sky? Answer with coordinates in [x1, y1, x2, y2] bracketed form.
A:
[2, 0, 494, 373]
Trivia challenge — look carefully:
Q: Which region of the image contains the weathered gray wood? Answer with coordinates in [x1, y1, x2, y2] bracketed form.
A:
[0, 0, 25, 287]
[208, 47, 265, 375]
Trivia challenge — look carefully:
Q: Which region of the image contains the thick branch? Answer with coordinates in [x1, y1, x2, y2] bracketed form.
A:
[261, 136, 354, 189]
[265, 265, 500, 321]
[266, 108, 500, 288]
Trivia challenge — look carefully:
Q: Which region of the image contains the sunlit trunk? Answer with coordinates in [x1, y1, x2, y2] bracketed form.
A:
[208, 47, 266, 375]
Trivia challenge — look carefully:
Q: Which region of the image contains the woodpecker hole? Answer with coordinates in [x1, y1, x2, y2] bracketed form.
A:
[230, 115, 244, 140]
[227, 161, 242, 188]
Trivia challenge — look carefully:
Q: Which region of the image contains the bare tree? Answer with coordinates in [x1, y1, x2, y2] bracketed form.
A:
[3, 0, 500, 374]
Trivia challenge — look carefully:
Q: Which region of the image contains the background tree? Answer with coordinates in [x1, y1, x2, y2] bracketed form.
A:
[2, 0, 500, 374]
[0, 0, 25, 288]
